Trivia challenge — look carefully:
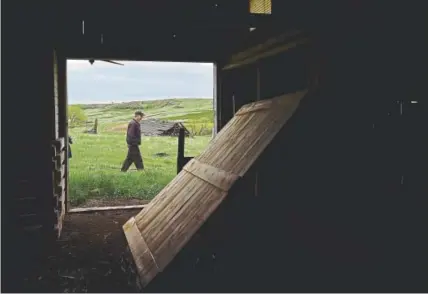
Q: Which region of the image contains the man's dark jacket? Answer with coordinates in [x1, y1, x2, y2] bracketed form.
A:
[126, 119, 141, 146]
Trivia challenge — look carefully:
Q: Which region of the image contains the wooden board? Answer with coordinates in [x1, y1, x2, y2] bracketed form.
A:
[123, 90, 308, 288]
[183, 159, 239, 192]
[52, 151, 65, 170]
[52, 137, 65, 152]
[54, 166, 66, 184]
[54, 177, 66, 196]
[223, 30, 310, 70]
[69, 205, 147, 213]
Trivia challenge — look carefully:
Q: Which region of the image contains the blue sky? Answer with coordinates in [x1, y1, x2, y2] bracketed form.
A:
[67, 60, 214, 104]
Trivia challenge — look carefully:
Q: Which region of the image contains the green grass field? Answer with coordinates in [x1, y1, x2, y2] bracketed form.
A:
[69, 98, 213, 207]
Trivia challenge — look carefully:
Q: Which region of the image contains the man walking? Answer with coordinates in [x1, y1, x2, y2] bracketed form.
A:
[121, 111, 145, 172]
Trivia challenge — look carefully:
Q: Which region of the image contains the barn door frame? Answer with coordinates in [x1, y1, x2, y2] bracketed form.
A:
[54, 50, 69, 237]
[213, 63, 219, 137]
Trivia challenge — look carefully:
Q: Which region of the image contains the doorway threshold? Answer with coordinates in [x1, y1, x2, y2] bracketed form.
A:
[69, 204, 147, 214]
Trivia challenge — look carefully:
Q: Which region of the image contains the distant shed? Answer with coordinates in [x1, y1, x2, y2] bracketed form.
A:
[140, 119, 190, 137]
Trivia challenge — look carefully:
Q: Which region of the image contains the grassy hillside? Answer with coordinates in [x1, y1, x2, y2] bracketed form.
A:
[78, 98, 214, 135]
[69, 98, 214, 207]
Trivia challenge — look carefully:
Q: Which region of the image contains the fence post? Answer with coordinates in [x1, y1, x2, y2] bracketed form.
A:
[177, 128, 185, 174]
[93, 118, 98, 134]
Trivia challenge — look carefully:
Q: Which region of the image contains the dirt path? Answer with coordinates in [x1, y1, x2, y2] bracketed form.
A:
[20, 210, 141, 293]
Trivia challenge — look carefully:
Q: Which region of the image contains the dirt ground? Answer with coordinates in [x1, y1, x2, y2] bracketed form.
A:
[20, 210, 142, 293]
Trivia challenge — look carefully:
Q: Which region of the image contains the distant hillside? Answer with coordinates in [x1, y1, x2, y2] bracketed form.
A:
[77, 98, 214, 135]
[76, 98, 211, 110]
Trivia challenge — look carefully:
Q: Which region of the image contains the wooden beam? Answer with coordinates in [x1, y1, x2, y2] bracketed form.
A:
[223, 31, 311, 70]
[56, 52, 69, 215]
[69, 205, 148, 213]
[177, 128, 185, 174]
[183, 159, 240, 192]
[60, 26, 248, 62]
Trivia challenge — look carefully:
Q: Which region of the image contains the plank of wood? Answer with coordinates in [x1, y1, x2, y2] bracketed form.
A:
[224, 37, 310, 70]
[197, 89, 308, 176]
[52, 151, 65, 170]
[54, 166, 65, 182]
[123, 217, 160, 287]
[125, 90, 310, 289]
[154, 189, 229, 280]
[51, 145, 57, 157]
[54, 177, 65, 195]
[235, 99, 273, 116]
[59, 137, 65, 151]
[57, 199, 66, 236]
[227, 29, 303, 64]
[58, 150, 65, 165]
[183, 159, 240, 192]
[134, 172, 189, 226]
[141, 175, 213, 248]
[223, 35, 310, 70]
[51, 137, 65, 152]
[69, 204, 147, 213]
[53, 151, 65, 170]
[59, 189, 65, 202]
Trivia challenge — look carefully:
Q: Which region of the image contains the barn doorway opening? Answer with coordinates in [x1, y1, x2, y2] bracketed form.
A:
[66, 59, 215, 210]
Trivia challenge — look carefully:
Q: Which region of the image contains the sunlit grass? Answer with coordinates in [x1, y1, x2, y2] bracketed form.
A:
[68, 98, 213, 206]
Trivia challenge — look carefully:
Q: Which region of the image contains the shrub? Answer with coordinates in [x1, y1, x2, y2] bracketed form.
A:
[68, 105, 88, 128]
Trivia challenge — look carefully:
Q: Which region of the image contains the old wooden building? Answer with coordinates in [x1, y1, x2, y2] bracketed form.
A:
[2, 0, 427, 292]
[140, 119, 190, 137]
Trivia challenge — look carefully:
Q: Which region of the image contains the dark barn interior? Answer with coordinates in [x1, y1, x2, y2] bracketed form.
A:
[2, 0, 427, 292]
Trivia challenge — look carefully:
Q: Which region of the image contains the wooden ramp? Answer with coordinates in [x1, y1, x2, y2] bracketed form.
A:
[123, 89, 308, 288]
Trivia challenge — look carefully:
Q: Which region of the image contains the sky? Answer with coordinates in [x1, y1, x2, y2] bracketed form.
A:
[67, 60, 214, 104]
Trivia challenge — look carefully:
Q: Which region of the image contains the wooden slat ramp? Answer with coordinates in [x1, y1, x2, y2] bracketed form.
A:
[123, 89, 308, 289]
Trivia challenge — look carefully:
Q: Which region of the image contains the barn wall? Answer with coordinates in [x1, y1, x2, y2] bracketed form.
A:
[2, 3, 57, 291]
[221, 17, 427, 292]
[255, 28, 426, 291]
[2, 1, 425, 292]
[153, 8, 427, 291]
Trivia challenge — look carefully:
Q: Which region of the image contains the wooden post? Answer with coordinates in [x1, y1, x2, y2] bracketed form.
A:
[177, 127, 185, 174]
[57, 53, 69, 218]
[254, 64, 261, 197]
[94, 118, 98, 134]
[213, 64, 218, 136]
